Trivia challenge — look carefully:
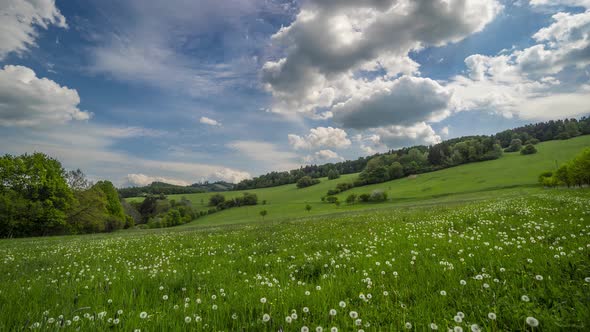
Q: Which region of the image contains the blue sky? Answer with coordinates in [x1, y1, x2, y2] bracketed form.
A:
[0, 0, 589, 186]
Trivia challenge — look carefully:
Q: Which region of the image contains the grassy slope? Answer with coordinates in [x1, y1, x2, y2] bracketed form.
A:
[128, 135, 590, 227]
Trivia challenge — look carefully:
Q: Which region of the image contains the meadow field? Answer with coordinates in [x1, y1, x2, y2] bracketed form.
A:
[1, 190, 589, 330]
[128, 135, 590, 227]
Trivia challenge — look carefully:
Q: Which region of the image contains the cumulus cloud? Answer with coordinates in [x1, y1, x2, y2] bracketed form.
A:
[449, 8, 590, 120]
[200, 116, 221, 126]
[125, 173, 191, 187]
[0, 0, 67, 60]
[288, 126, 351, 150]
[303, 149, 344, 163]
[262, 0, 501, 120]
[332, 76, 452, 129]
[372, 122, 442, 148]
[0, 65, 91, 127]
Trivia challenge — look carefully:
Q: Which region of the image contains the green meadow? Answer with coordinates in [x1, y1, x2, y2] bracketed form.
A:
[128, 135, 590, 227]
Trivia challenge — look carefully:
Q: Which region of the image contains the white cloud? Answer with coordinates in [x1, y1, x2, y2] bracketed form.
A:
[440, 126, 450, 136]
[332, 76, 452, 129]
[304, 149, 344, 163]
[200, 116, 221, 126]
[288, 126, 351, 150]
[125, 173, 191, 187]
[228, 140, 301, 171]
[449, 8, 590, 120]
[530, 0, 590, 9]
[372, 122, 442, 148]
[262, 0, 501, 120]
[0, 0, 67, 60]
[0, 65, 91, 127]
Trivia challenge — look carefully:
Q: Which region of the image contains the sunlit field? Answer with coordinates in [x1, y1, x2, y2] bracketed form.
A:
[2, 190, 589, 331]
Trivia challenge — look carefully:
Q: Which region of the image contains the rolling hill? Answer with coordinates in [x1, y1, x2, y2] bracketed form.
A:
[128, 135, 590, 227]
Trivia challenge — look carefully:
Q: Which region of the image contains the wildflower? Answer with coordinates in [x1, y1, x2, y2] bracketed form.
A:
[185, 316, 191, 323]
[286, 316, 292, 323]
[488, 312, 496, 320]
[454, 327, 463, 332]
[521, 295, 530, 302]
[232, 313, 238, 320]
[405, 322, 412, 329]
[331, 328, 338, 332]
[349, 311, 358, 319]
[355, 319, 362, 326]
[73, 316, 80, 322]
[263, 314, 271, 322]
[460, 280, 467, 286]
[383, 291, 389, 296]
[260, 297, 267, 304]
[305, 291, 311, 296]
[291, 313, 298, 320]
[139, 312, 148, 319]
[107, 299, 113, 304]
[303, 307, 310, 313]
[302, 326, 309, 332]
[440, 290, 447, 296]
[329, 309, 337, 316]
[162, 295, 168, 301]
[117, 309, 123, 315]
[430, 323, 438, 330]
[454, 316, 462, 323]
[47, 318, 55, 324]
[535, 275, 543, 281]
[526, 317, 539, 327]
[316, 327, 323, 332]
[470, 324, 480, 332]
[457, 312, 465, 319]
[339, 301, 346, 308]
[212, 304, 218, 310]
[113, 318, 120, 325]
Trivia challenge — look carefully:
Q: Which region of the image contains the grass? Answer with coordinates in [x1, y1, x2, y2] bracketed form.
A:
[128, 135, 590, 227]
[1, 190, 589, 330]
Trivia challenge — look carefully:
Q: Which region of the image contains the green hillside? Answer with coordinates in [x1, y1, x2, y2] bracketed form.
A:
[128, 135, 590, 227]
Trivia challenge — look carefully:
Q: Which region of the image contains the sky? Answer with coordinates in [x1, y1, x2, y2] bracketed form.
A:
[0, 0, 589, 187]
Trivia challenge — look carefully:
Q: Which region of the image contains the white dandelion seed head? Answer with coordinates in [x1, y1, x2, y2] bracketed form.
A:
[526, 317, 539, 327]
[488, 312, 496, 320]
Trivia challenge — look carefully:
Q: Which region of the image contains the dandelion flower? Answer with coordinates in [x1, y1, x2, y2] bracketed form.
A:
[460, 280, 467, 286]
[440, 290, 447, 296]
[339, 301, 346, 308]
[331, 328, 338, 332]
[405, 322, 412, 329]
[521, 295, 530, 302]
[162, 295, 168, 301]
[470, 324, 480, 332]
[349, 311, 358, 319]
[488, 312, 496, 320]
[185, 316, 191, 323]
[329, 309, 337, 316]
[301, 326, 309, 332]
[286, 316, 292, 323]
[260, 297, 267, 304]
[139, 312, 148, 319]
[262, 314, 271, 322]
[526, 317, 539, 327]
[430, 323, 438, 330]
[535, 275, 543, 281]
[316, 327, 323, 332]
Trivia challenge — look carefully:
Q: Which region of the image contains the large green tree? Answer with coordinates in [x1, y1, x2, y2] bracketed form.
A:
[0, 153, 74, 237]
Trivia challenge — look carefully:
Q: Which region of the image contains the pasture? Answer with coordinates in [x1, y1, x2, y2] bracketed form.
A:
[1, 190, 589, 330]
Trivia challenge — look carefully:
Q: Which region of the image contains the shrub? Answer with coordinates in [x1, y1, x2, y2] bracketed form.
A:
[521, 144, 537, 155]
[346, 194, 357, 204]
[369, 190, 388, 202]
[326, 196, 338, 204]
[327, 169, 340, 180]
[358, 194, 371, 202]
[208, 193, 225, 207]
[297, 176, 320, 188]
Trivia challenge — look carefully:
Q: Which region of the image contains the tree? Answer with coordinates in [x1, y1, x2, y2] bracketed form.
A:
[327, 169, 340, 180]
[305, 204, 312, 212]
[370, 190, 388, 202]
[66, 169, 92, 191]
[326, 196, 338, 204]
[67, 186, 109, 233]
[209, 193, 225, 206]
[259, 210, 268, 220]
[505, 139, 523, 152]
[521, 144, 537, 155]
[346, 194, 357, 204]
[358, 193, 371, 202]
[296, 176, 320, 188]
[0, 153, 75, 237]
[388, 162, 404, 179]
[241, 192, 258, 205]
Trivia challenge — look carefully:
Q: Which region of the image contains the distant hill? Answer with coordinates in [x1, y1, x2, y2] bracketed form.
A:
[118, 181, 233, 198]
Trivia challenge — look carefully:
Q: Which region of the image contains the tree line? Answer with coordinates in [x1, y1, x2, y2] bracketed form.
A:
[0, 153, 132, 237]
[234, 117, 590, 191]
[539, 148, 590, 187]
[118, 181, 233, 198]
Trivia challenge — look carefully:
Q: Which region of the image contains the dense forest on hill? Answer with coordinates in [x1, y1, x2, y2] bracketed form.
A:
[118, 181, 233, 198]
[235, 117, 590, 190]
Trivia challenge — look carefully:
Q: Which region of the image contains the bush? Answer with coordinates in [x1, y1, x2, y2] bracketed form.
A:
[297, 176, 320, 188]
[327, 169, 340, 180]
[504, 139, 523, 152]
[346, 194, 357, 204]
[521, 144, 537, 155]
[208, 193, 225, 207]
[358, 194, 371, 202]
[370, 190, 388, 202]
[326, 196, 338, 204]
